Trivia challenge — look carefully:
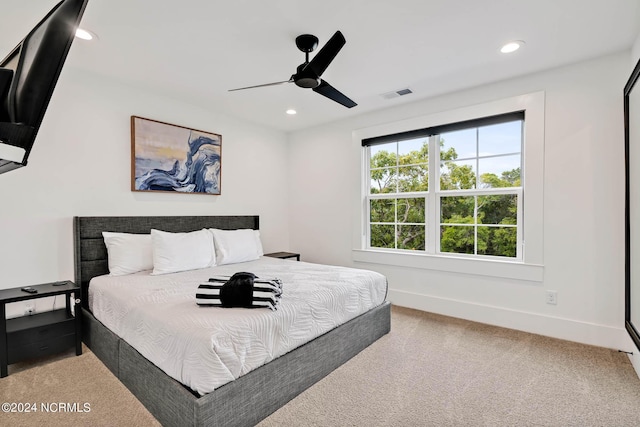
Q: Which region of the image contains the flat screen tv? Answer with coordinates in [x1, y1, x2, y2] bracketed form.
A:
[0, 0, 88, 174]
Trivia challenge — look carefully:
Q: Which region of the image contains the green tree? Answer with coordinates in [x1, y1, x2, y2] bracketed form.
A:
[370, 150, 398, 194]
[370, 140, 429, 250]
[440, 169, 519, 256]
[369, 139, 520, 257]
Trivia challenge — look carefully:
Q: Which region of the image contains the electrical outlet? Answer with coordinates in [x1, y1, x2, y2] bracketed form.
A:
[546, 290, 557, 305]
[24, 301, 35, 315]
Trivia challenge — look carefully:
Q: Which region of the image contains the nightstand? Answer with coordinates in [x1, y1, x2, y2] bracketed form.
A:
[0, 281, 82, 377]
[264, 252, 300, 261]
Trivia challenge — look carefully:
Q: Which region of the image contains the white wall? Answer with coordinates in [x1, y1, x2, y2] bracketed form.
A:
[632, 33, 640, 67]
[0, 67, 290, 316]
[288, 52, 631, 351]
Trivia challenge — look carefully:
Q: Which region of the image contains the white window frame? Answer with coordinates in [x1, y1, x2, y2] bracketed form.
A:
[352, 92, 544, 282]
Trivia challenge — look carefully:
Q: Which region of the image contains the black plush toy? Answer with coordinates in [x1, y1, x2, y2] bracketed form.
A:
[220, 272, 256, 308]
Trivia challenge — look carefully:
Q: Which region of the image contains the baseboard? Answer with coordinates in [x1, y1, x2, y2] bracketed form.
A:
[389, 289, 633, 352]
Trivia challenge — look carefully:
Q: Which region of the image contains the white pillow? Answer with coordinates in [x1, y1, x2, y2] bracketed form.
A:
[102, 232, 153, 276]
[150, 229, 216, 275]
[209, 228, 263, 265]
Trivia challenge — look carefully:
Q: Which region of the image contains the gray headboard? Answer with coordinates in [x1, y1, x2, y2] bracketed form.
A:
[73, 215, 259, 309]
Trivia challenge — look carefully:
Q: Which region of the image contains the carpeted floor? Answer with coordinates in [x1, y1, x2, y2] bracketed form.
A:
[2, 305, 640, 426]
[260, 307, 640, 426]
[1, 343, 159, 427]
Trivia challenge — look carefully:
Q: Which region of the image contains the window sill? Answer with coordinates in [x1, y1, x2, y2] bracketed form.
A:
[351, 249, 543, 282]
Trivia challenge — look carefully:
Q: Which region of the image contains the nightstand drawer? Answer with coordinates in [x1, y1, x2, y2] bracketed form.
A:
[7, 333, 76, 364]
[7, 317, 75, 347]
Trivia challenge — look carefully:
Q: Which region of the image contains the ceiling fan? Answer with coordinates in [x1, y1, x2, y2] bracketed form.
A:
[229, 31, 357, 108]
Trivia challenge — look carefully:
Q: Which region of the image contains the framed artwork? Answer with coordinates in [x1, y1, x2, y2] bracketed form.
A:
[131, 116, 222, 195]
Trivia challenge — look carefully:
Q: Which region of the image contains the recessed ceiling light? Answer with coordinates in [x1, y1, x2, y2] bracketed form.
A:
[75, 28, 95, 40]
[286, 109, 297, 115]
[500, 40, 524, 54]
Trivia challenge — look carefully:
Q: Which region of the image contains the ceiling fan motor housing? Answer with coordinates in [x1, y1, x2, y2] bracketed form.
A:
[294, 64, 320, 88]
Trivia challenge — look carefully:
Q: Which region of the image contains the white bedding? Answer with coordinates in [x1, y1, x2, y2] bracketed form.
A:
[88, 257, 387, 395]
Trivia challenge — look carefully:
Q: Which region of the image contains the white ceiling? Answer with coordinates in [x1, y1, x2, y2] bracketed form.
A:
[3, 0, 640, 133]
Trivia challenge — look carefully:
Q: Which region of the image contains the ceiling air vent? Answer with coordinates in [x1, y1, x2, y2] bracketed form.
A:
[381, 88, 413, 100]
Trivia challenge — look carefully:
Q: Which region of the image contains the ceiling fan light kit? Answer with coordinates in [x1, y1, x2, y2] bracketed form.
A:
[229, 31, 357, 108]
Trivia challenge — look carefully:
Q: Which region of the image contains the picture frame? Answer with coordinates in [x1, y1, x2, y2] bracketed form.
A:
[131, 116, 222, 195]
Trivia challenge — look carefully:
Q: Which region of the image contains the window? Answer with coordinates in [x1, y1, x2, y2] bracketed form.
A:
[370, 137, 428, 251]
[364, 112, 524, 260]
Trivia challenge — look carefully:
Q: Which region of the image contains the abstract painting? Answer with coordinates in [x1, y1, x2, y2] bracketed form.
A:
[131, 116, 222, 194]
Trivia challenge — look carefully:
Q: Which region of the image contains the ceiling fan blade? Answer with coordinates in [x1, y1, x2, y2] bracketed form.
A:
[228, 79, 292, 92]
[313, 79, 357, 108]
[307, 31, 346, 77]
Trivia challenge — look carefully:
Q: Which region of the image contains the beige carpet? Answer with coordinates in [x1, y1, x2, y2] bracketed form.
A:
[3, 306, 640, 426]
[1, 344, 159, 427]
[261, 307, 640, 426]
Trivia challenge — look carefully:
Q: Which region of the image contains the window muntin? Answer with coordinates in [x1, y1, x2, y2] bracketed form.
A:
[439, 193, 519, 257]
[365, 115, 523, 260]
[369, 138, 428, 194]
[369, 196, 427, 250]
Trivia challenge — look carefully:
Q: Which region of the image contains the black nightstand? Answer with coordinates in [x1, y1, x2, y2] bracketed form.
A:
[0, 281, 82, 377]
[264, 252, 301, 261]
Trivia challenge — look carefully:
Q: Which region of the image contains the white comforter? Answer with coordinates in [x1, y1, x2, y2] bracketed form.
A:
[89, 257, 387, 395]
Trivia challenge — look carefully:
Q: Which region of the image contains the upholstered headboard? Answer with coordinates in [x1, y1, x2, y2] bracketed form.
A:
[73, 215, 259, 309]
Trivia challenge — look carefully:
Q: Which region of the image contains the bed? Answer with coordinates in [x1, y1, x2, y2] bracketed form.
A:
[73, 215, 391, 427]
